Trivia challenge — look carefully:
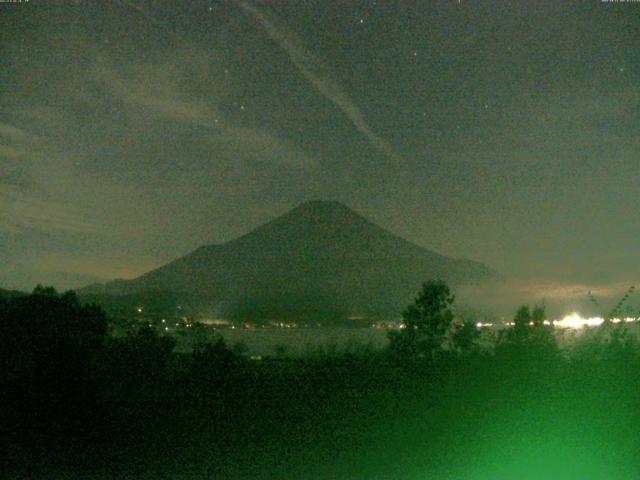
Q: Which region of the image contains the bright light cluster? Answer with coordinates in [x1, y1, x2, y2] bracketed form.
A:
[554, 313, 637, 329]
[475, 322, 493, 328]
[474, 313, 639, 330]
[554, 313, 604, 329]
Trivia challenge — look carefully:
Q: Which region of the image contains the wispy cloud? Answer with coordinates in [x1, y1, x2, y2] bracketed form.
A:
[0, 123, 32, 192]
[0, 124, 103, 235]
[0, 184, 103, 235]
[219, 127, 316, 168]
[93, 60, 316, 169]
[236, 1, 401, 163]
[0, 123, 28, 141]
[94, 62, 223, 128]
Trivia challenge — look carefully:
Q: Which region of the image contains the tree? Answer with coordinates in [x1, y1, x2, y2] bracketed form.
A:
[97, 323, 176, 405]
[0, 286, 110, 446]
[451, 319, 481, 355]
[497, 304, 557, 359]
[511, 305, 531, 346]
[0, 285, 108, 384]
[389, 280, 455, 359]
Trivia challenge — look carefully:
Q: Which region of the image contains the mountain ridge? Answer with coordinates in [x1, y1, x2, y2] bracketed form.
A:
[80, 201, 499, 321]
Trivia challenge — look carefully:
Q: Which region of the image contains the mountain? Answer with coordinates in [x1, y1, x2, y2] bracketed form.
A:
[80, 201, 499, 321]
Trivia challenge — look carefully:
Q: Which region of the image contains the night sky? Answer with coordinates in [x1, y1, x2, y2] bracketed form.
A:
[1, 1, 639, 306]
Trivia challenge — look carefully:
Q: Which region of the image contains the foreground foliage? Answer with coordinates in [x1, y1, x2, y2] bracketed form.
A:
[2, 286, 640, 479]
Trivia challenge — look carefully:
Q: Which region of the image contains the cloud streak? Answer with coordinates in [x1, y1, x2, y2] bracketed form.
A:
[0, 184, 103, 235]
[92, 60, 316, 170]
[94, 63, 223, 128]
[0, 124, 103, 236]
[236, 1, 401, 163]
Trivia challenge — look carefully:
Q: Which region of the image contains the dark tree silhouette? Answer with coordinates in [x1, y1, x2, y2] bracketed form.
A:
[451, 319, 481, 354]
[497, 304, 557, 359]
[388, 280, 455, 359]
[97, 323, 176, 400]
[0, 285, 110, 459]
[0, 285, 108, 385]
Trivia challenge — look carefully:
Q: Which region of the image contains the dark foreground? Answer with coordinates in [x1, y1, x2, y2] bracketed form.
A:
[3, 288, 640, 479]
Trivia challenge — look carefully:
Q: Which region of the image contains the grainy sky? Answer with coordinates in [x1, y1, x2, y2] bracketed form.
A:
[1, 0, 639, 299]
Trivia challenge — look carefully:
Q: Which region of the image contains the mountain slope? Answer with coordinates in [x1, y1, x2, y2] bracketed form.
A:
[81, 201, 499, 321]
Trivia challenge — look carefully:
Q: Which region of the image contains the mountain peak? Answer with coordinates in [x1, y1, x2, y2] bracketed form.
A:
[296, 199, 347, 208]
[290, 200, 354, 216]
[82, 201, 499, 320]
[282, 200, 367, 224]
